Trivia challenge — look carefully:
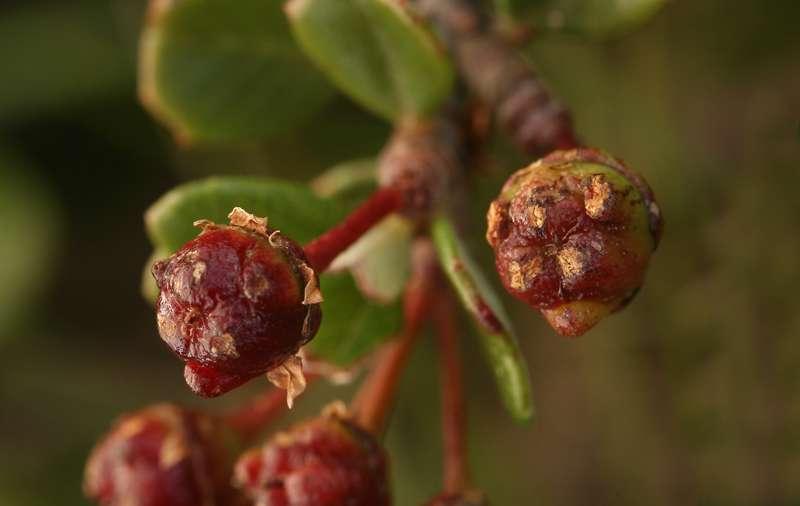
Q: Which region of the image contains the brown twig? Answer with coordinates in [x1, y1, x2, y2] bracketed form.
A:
[420, 0, 580, 154]
[376, 113, 469, 228]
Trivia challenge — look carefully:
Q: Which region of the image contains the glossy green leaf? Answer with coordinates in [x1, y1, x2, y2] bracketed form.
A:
[432, 216, 534, 427]
[145, 176, 352, 253]
[139, 0, 335, 145]
[307, 272, 402, 367]
[144, 176, 403, 366]
[286, 0, 456, 122]
[497, 0, 665, 38]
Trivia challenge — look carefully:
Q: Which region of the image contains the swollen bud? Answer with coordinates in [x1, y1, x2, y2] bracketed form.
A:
[423, 492, 491, 506]
[487, 148, 663, 337]
[152, 208, 321, 399]
[233, 402, 390, 506]
[83, 404, 246, 506]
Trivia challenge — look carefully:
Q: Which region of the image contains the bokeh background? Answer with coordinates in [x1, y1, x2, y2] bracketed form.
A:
[1, 0, 799, 505]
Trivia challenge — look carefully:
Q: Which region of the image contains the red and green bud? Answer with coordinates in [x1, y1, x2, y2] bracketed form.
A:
[234, 402, 390, 506]
[83, 404, 247, 506]
[423, 492, 490, 506]
[152, 208, 321, 398]
[487, 147, 663, 337]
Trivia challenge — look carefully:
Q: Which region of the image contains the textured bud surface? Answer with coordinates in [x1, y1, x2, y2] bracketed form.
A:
[83, 404, 246, 506]
[153, 214, 321, 397]
[234, 403, 390, 506]
[487, 147, 662, 336]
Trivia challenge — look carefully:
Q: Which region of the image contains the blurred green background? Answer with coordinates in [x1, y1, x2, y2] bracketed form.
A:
[1, 0, 799, 505]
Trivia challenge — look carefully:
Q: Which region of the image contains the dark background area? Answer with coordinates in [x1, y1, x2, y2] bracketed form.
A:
[1, 0, 799, 505]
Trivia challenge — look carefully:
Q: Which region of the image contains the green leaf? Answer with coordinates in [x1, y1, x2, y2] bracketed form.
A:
[312, 160, 413, 304]
[139, 0, 335, 145]
[329, 215, 414, 303]
[286, 0, 456, 122]
[432, 216, 534, 427]
[310, 158, 378, 204]
[307, 272, 402, 367]
[144, 176, 403, 365]
[145, 176, 353, 253]
[498, 0, 665, 38]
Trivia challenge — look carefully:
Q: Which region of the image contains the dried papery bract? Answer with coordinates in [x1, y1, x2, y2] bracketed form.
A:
[233, 402, 390, 506]
[152, 208, 321, 400]
[487, 147, 663, 336]
[83, 404, 246, 506]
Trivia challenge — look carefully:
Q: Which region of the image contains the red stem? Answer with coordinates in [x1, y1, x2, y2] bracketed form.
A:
[350, 325, 421, 438]
[435, 290, 471, 493]
[350, 240, 439, 437]
[224, 375, 317, 441]
[303, 187, 403, 272]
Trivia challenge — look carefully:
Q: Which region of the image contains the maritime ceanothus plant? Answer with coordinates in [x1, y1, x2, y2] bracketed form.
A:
[85, 0, 666, 503]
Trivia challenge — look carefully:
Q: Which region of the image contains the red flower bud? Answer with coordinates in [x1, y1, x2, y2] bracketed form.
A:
[233, 402, 390, 506]
[152, 209, 322, 398]
[487, 148, 663, 337]
[423, 492, 490, 506]
[83, 404, 247, 506]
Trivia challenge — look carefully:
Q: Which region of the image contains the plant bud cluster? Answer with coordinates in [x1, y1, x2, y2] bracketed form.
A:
[487, 147, 662, 336]
[152, 209, 321, 397]
[83, 404, 246, 506]
[234, 402, 390, 506]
